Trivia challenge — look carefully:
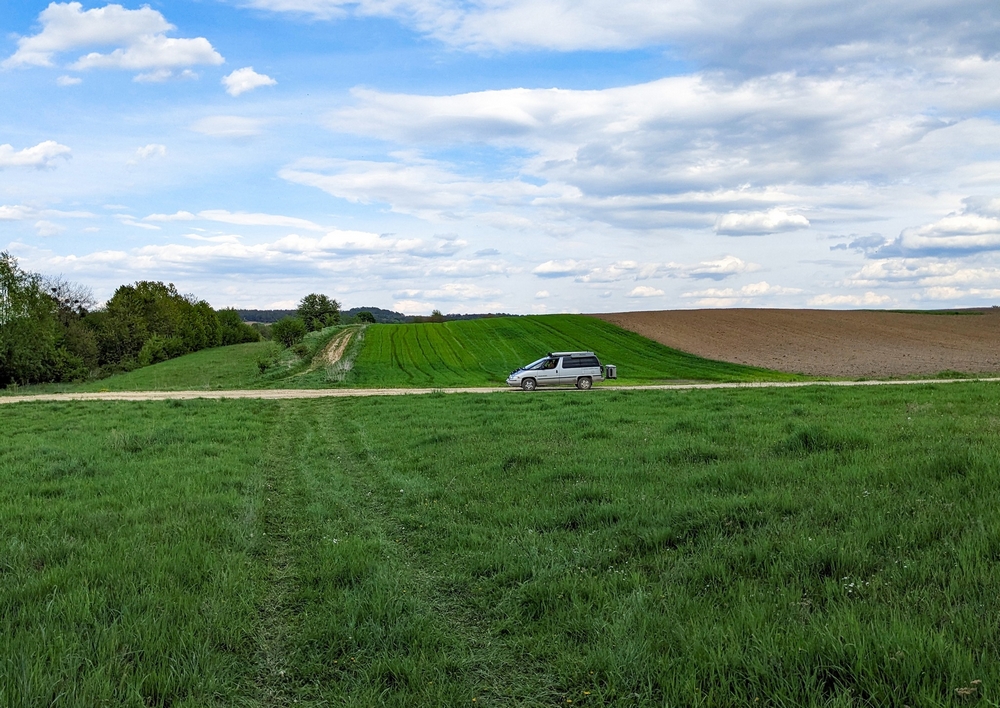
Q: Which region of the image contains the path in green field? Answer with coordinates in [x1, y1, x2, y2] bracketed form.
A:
[348, 314, 795, 387]
[4, 384, 1000, 706]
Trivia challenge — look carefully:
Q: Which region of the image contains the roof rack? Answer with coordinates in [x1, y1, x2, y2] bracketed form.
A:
[549, 351, 595, 357]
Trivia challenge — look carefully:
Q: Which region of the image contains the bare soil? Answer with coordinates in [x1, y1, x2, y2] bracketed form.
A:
[594, 308, 1000, 377]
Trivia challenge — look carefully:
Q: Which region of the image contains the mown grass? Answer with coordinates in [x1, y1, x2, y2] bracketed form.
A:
[3, 383, 999, 706]
[347, 314, 795, 387]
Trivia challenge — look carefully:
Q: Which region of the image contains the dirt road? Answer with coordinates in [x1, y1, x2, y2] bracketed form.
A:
[2, 378, 998, 405]
[595, 309, 1000, 377]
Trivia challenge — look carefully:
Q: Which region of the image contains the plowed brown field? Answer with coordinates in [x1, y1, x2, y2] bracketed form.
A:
[594, 309, 1000, 377]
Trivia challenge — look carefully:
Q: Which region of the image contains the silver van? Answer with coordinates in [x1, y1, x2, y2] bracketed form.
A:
[506, 351, 616, 391]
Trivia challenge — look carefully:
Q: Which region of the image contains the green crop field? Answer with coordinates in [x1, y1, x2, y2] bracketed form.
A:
[346, 314, 794, 387]
[3, 383, 999, 706]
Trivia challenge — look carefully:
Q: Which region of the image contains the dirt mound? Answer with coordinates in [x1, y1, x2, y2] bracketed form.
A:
[594, 308, 1000, 377]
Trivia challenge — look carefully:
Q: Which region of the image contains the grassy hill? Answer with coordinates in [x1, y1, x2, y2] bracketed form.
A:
[346, 315, 797, 387]
[3, 315, 798, 395]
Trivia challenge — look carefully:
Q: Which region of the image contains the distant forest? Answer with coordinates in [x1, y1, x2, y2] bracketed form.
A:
[238, 307, 513, 324]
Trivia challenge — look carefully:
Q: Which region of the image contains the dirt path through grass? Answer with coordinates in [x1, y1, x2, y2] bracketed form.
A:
[2, 376, 1000, 405]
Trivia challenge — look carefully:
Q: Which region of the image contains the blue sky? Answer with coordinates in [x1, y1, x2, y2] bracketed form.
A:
[3, 1, 1000, 313]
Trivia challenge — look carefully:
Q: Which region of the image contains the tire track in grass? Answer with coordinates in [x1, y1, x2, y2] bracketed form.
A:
[332, 408, 565, 704]
[437, 323, 483, 383]
[389, 327, 416, 386]
[412, 325, 446, 383]
[251, 402, 308, 706]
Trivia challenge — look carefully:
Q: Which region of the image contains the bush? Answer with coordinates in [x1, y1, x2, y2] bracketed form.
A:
[217, 308, 261, 345]
[354, 310, 376, 324]
[272, 317, 307, 348]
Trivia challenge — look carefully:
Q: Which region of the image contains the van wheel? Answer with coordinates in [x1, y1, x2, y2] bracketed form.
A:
[521, 378, 537, 391]
[576, 377, 592, 390]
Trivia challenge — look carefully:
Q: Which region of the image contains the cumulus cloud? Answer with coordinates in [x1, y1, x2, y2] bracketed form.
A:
[56, 74, 81, 86]
[715, 209, 810, 236]
[0, 141, 71, 169]
[0, 205, 36, 220]
[223, 67, 277, 96]
[71, 35, 222, 71]
[532, 260, 590, 278]
[4, 2, 223, 80]
[896, 215, 1000, 254]
[627, 286, 664, 298]
[191, 116, 266, 138]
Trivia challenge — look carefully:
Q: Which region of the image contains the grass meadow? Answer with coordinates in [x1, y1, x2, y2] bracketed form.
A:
[3, 382, 999, 706]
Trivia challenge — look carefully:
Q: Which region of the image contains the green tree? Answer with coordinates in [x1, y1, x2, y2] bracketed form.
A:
[272, 317, 307, 347]
[354, 310, 376, 324]
[217, 308, 262, 345]
[297, 293, 340, 332]
[0, 252, 61, 386]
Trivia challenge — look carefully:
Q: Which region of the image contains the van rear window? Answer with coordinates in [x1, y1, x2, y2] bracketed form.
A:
[563, 356, 599, 368]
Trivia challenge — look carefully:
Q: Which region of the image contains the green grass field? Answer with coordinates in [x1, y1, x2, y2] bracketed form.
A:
[3, 383, 999, 706]
[2, 316, 796, 395]
[346, 315, 794, 387]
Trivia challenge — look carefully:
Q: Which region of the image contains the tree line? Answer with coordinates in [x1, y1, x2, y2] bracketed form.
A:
[1, 252, 260, 387]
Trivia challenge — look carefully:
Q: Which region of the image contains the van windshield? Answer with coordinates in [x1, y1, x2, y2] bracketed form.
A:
[522, 357, 551, 370]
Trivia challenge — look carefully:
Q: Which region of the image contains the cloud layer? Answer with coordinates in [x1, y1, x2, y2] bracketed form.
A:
[4, 2, 223, 80]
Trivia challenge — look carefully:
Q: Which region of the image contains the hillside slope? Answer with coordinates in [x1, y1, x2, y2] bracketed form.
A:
[346, 315, 796, 387]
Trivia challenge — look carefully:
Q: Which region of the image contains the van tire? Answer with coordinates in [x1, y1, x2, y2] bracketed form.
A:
[521, 378, 537, 391]
[576, 377, 592, 390]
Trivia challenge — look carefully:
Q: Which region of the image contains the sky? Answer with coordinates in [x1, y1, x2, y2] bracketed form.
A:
[2, 1, 1000, 314]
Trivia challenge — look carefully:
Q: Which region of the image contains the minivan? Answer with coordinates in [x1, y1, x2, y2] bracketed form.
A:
[506, 351, 616, 390]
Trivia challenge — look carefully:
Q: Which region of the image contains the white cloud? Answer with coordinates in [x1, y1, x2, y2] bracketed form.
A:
[71, 35, 222, 72]
[223, 67, 277, 96]
[532, 260, 590, 278]
[535, 290, 550, 298]
[322, 68, 1000, 233]
[682, 281, 802, 306]
[280, 156, 561, 222]
[4, 3, 223, 78]
[627, 285, 664, 297]
[242, 0, 1000, 68]
[133, 144, 167, 161]
[393, 299, 436, 315]
[808, 292, 892, 306]
[191, 116, 266, 138]
[0, 141, 71, 169]
[0, 205, 35, 220]
[686, 255, 761, 280]
[34, 220, 65, 237]
[144, 211, 197, 222]
[198, 210, 325, 231]
[56, 74, 81, 86]
[897, 215, 1000, 254]
[715, 209, 810, 236]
